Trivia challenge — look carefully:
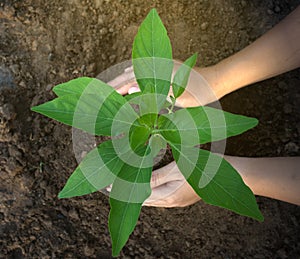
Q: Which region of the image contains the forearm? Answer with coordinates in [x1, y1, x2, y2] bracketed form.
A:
[224, 156, 300, 205]
[195, 6, 300, 99]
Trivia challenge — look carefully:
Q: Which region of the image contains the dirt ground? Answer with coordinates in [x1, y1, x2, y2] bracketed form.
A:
[1, 0, 300, 258]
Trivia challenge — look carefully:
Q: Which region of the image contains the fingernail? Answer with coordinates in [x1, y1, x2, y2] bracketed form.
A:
[128, 86, 140, 94]
[124, 66, 134, 73]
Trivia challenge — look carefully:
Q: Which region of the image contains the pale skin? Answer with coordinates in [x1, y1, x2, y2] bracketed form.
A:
[108, 6, 300, 207]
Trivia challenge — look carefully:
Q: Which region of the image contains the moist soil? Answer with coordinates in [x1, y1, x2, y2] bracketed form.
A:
[1, 0, 300, 258]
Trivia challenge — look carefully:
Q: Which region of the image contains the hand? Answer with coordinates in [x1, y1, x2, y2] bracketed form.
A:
[143, 161, 200, 207]
[107, 62, 220, 107]
[104, 161, 200, 207]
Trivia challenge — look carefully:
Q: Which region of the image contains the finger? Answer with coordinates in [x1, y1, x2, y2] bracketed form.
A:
[107, 65, 134, 87]
[117, 82, 139, 95]
[107, 74, 128, 89]
[115, 82, 136, 95]
[143, 198, 172, 207]
[143, 181, 200, 207]
[143, 180, 183, 207]
[150, 161, 182, 188]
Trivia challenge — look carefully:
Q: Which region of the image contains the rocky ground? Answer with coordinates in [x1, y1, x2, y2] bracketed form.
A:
[0, 0, 300, 258]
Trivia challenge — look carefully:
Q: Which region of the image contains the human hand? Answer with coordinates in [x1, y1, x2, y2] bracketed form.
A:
[143, 161, 200, 207]
[104, 161, 200, 207]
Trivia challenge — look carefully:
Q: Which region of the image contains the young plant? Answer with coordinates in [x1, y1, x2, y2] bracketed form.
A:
[32, 9, 263, 257]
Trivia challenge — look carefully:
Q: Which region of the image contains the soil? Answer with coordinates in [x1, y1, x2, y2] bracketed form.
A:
[1, 0, 300, 258]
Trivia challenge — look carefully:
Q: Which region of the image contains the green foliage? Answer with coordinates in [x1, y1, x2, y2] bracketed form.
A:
[58, 140, 122, 198]
[132, 9, 173, 111]
[172, 53, 198, 98]
[158, 106, 258, 145]
[31, 8, 263, 257]
[31, 78, 136, 136]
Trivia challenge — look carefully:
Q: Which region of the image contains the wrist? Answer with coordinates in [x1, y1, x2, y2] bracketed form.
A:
[223, 155, 256, 189]
[194, 65, 227, 100]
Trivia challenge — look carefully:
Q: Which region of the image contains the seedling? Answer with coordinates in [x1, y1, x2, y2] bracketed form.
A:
[32, 9, 263, 257]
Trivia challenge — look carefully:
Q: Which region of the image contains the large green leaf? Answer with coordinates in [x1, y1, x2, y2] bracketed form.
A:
[171, 144, 263, 221]
[31, 77, 138, 136]
[109, 199, 143, 257]
[172, 53, 197, 98]
[158, 106, 258, 145]
[132, 8, 173, 110]
[109, 145, 152, 256]
[58, 140, 123, 198]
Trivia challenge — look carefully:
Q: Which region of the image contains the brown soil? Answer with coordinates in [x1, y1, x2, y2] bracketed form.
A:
[1, 0, 300, 258]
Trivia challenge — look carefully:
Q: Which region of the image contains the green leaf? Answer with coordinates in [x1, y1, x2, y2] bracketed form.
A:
[139, 94, 161, 115]
[158, 106, 258, 145]
[109, 145, 152, 256]
[52, 77, 94, 96]
[171, 145, 264, 221]
[58, 140, 123, 198]
[32, 78, 138, 136]
[132, 8, 173, 110]
[172, 53, 197, 98]
[110, 149, 152, 197]
[109, 199, 142, 257]
[126, 92, 161, 116]
[129, 122, 151, 150]
[138, 113, 157, 128]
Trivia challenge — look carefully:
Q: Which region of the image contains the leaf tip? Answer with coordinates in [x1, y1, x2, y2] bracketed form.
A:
[57, 191, 66, 199]
[31, 103, 48, 114]
[247, 117, 259, 130]
[255, 211, 264, 222]
[192, 52, 198, 59]
[111, 248, 121, 258]
[58, 186, 71, 199]
[30, 105, 39, 112]
[149, 8, 158, 14]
